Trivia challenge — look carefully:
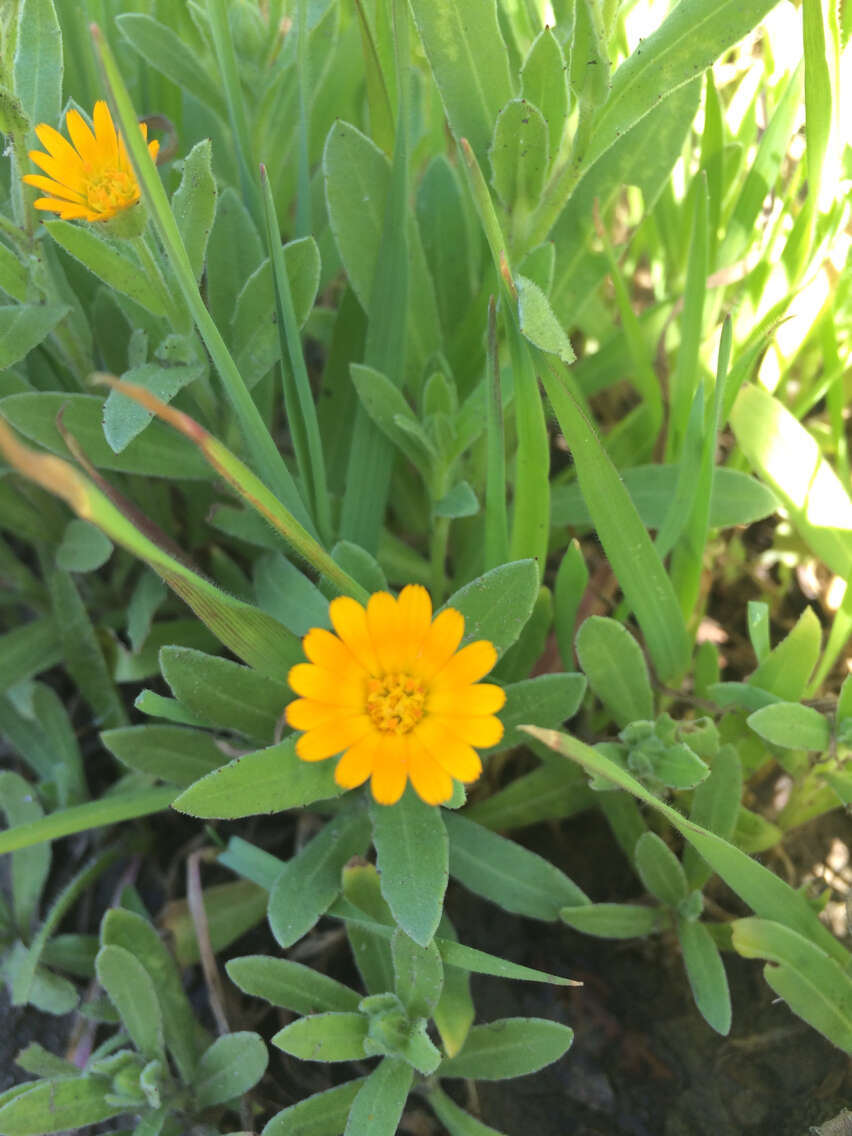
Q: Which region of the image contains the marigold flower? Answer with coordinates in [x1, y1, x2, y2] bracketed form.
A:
[286, 585, 506, 806]
[22, 100, 158, 222]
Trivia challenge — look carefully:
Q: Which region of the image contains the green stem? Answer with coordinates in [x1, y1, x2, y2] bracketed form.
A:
[132, 233, 186, 331]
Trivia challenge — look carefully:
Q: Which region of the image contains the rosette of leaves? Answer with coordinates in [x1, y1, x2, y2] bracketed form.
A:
[0, 909, 267, 1136]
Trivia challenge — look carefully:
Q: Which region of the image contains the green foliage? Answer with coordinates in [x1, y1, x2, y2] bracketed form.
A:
[1, 0, 850, 1130]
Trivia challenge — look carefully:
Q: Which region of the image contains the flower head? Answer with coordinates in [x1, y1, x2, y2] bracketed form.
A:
[22, 100, 158, 222]
[287, 585, 506, 806]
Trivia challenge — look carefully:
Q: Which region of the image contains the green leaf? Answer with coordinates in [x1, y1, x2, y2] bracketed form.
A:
[521, 28, 568, 160]
[465, 761, 595, 831]
[159, 646, 291, 744]
[100, 725, 226, 788]
[651, 743, 709, 791]
[226, 955, 360, 1016]
[732, 806, 782, 854]
[173, 139, 217, 284]
[516, 274, 575, 364]
[348, 363, 434, 477]
[747, 607, 823, 701]
[438, 1018, 573, 1081]
[551, 466, 778, 531]
[172, 736, 343, 819]
[193, 1032, 268, 1109]
[526, 726, 849, 968]
[14, 0, 62, 134]
[0, 771, 49, 938]
[747, 702, 831, 752]
[392, 929, 444, 1019]
[342, 861, 397, 996]
[634, 832, 688, 907]
[444, 560, 539, 659]
[684, 745, 742, 888]
[731, 918, 852, 1053]
[0, 392, 208, 479]
[489, 100, 549, 209]
[731, 384, 852, 579]
[677, 917, 731, 1035]
[103, 357, 206, 454]
[426, 1086, 510, 1136]
[540, 367, 689, 681]
[408, 0, 513, 166]
[101, 908, 199, 1083]
[95, 944, 164, 1061]
[166, 879, 268, 968]
[371, 788, 448, 947]
[0, 305, 68, 370]
[0, 617, 61, 695]
[416, 156, 474, 341]
[116, 13, 226, 117]
[55, 519, 113, 573]
[272, 1013, 368, 1062]
[344, 1058, 413, 1136]
[269, 811, 372, 948]
[330, 542, 388, 597]
[0, 1077, 123, 1135]
[575, 616, 653, 728]
[561, 903, 663, 938]
[261, 1078, 367, 1136]
[45, 221, 166, 315]
[254, 553, 330, 636]
[490, 673, 586, 754]
[583, 0, 780, 172]
[434, 481, 479, 519]
[444, 811, 587, 920]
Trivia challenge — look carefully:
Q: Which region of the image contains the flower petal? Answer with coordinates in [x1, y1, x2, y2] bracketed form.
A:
[439, 714, 504, 748]
[21, 173, 86, 204]
[302, 627, 367, 679]
[32, 198, 94, 220]
[329, 596, 381, 674]
[28, 148, 86, 190]
[430, 640, 498, 690]
[334, 737, 375, 789]
[285, 698, 349, 731]
[369, 734, 408, 805]
[408, 734, 454, 804]
[65, 108, 99, 166]
[396, 584, 433, 668]
[288, 663, 364, 708]
[414, 607, 465, 681]
[428, 682, 506, 716]
[414, 718, 483, 782]
[296, 714, 372, 762]
[366, 591, 401, 672]
[92, 100, 118, 161]
[34, 123, 85, 173]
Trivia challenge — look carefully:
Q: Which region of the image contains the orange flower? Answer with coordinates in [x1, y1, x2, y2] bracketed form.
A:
[286, 585, 505, 806]
[22, 100, 158, 222]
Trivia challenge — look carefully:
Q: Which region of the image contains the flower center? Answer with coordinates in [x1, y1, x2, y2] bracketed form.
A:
[85, 168, 139, 216]
[366, 673, 426, 735]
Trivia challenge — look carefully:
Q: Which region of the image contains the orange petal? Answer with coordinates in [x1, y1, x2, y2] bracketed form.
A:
[285, 698, 349, 731]
[33, 198, 94, 220]
[28, 148, 86, 190]
[93, 100, 118, 161]
[295, 715, 372, 762]
[329, 596, 381, 674]
[334, 737, 375, 789]
[369, 734, 408, 805]
[302, 627, 367, 679]
[414, 607, 465, 680]
[33, 123, 85, 173]
[65, 108, 99, 166]
[428, 682, 506, 716]
[414, 718, 483, 782]
[288, 663, 364, 708]
[366, 591, 401, 672]
[439, 714, 504, 748]
[397, 584, 433, 668]
[147, 138, 160, 163]
[408, 734, 454, 805]
[22, 173, 86, 204]
[430, 640, 498, 690]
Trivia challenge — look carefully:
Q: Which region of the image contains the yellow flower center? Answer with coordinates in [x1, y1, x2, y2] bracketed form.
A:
[85, 168, 139, 216]
[366, 673, 426, 735]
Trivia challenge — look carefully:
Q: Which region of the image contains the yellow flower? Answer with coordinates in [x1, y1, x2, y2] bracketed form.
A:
[22, 100, 159, 222]
[286, 585, 506, 806]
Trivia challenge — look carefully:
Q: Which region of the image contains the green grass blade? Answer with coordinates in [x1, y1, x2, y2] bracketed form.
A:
[259, 169, 332, 543]
[539, 357, 690, 681]
[0, 790, 175, 854]
[484, 297, 509, 570]
[91, 26, 313, 535]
